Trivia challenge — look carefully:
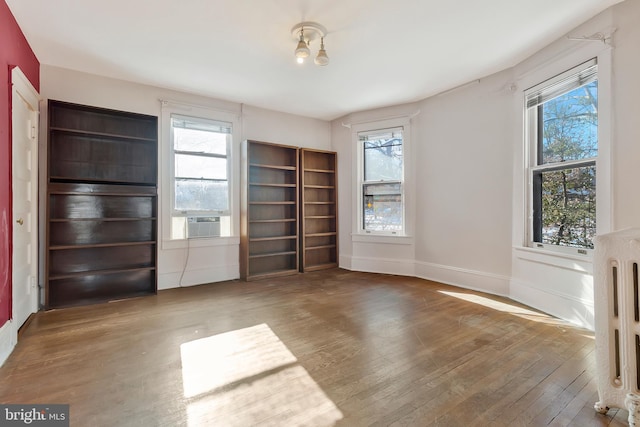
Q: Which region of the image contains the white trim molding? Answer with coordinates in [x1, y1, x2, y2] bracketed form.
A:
[158, 263, 239, 290]
[349, 256, 416, 277]
[510, 278, 594, 330]
[0, 320, 17, 367]
[415, 261, 510, 297]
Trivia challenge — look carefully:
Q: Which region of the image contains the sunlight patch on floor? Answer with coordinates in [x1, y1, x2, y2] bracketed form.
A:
[438, 290, 567, 325]
[180, 323, 343, 426]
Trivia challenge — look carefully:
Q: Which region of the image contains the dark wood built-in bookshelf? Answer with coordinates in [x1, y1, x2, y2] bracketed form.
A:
[240, 141, 300, 280]
[240, 142, 338, 280]
[46, 100, 158, 308]
[300, 149, 338, 271]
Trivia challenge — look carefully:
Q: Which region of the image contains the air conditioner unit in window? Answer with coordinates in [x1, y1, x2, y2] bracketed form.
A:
[187, 216, 220, 238]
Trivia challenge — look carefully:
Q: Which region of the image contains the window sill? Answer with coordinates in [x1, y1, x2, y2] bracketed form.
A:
[162, 236, 240, 250]
[352, 233, 414, 245]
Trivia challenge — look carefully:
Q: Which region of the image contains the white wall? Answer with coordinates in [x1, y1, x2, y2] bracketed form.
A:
[40, 65, 331, 290]
[331, 103, 419, 277]
[413, 70, 514, 296]
[509, 9, 615, 329]
[331, 73, 514, 295]
[611, 0, 640, 230]
[332, 0, 640, 330]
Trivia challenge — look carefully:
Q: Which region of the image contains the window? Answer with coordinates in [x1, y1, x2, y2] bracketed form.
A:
[359, 127, 404, 233]
[170, 114, 232, 239]
[526, 59, 598, 251]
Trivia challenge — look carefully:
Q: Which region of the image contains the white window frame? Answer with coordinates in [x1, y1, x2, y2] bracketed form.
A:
[171, 114, 231, 216]
[524, 59, 601, 256]
[160, 101, 241, 249]
[352, 117, 412, 239]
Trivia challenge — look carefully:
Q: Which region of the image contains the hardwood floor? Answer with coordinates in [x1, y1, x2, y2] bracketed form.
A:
[0, 269, 629, 426]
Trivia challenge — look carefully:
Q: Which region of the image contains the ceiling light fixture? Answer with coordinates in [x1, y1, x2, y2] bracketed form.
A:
[291, 22, 329, 66]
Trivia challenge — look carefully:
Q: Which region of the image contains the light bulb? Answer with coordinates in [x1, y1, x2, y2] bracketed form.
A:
[314, 38, 329, 66]
[294, 29, 310, 59]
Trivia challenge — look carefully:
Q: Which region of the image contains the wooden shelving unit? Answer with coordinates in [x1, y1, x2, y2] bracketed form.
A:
[240, 141, 300, 280]
[46, 100, 158, 308]
[300, 149, 338, 271]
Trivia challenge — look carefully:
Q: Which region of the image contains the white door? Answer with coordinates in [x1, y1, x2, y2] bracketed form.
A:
[11, 68, 39, 329]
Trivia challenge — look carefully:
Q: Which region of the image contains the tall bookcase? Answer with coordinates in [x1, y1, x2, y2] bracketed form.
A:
[300, 149, 338, 271]
[240, 140, 300, 280]
[46, 100, 158, 308]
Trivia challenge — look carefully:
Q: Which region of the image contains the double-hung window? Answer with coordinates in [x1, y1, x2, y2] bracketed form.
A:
[170, 114, 232, 239]
[359, 127, 404, 234]
[526, 59, 598, 251]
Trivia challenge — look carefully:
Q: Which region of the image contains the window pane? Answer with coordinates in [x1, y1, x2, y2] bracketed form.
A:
[175, 179, 228, 212]
[534, 166, 596, 249]
[540, 81, 598, 165]
[364, 136, 403, 181]
[175, 154, 227, 180]
[173, 127, 228, 155]
[363, 183, 402, 231]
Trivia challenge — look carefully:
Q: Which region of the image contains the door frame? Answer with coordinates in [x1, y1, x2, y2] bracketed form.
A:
[0, 67, 40, 366]
[12, 65, 40, 319]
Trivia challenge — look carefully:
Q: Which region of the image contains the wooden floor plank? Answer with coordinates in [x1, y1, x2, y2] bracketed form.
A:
[0, 269, 627, 426]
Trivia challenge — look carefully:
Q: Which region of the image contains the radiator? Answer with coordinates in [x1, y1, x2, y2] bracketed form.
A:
[595, 229, 640, 426]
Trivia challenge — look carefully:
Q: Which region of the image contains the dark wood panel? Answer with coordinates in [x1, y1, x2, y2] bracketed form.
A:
[50, 132, 156, 183]
[248, 253, 297, 277]
[47, 269, 155, 308]
[304, 203, 336, 217]
[248, 185, 296, 203]
[305, 234, 336, 248]
[49, 219, 154, 246]
[249, 238, 297, 257]
[249, 221, 297, 239]
[248, 141, 298, 167]
[303, 248, 337, 267]
[46, 100, 158, 308]
[49, 101, 157, 140]
[304, 217, 337, 235]
[248, 203, 296, 221]
[241, 140, 300, 280]
[249, 166, 296, 185]
[300, 149, 338, 272]
[303, 170, 336, 187]
[304, 187, 335, 203]
[303, 149, 337, 171]
[48, 182, 156, 195]
[49, 245, 155, 276]
[49, 194, 155, 219]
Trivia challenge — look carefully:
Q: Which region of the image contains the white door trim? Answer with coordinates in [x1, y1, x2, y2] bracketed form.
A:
[12, 67, 39, 109]
[0, 67, 40, 367]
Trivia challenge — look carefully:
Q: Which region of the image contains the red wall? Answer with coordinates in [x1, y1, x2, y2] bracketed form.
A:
[0, 1, 39, 327]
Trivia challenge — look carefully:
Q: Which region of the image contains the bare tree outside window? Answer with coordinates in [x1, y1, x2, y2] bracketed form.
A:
[360, 130, 404, 232]
[532, 79, 598, 249]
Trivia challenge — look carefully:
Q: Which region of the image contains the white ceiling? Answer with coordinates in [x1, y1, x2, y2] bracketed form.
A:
[6, 0, 623, 120]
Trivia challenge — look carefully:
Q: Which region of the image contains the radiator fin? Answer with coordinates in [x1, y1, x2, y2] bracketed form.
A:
[636, 334, 640, 391]
[613, 265, 619, 318]
[615, 328, 621, 380]
[635, 263, 639, 322]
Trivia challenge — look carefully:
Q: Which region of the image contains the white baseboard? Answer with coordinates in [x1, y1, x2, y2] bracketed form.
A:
[340, 255, 509, 296]
[158, 263, 240, 290]
[510, 279, 594, 330]
[415, 260, 510, 296]
[339, 255, 352, 270]
[348, 255, 416, 276]
[0, 320, 17, 368]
